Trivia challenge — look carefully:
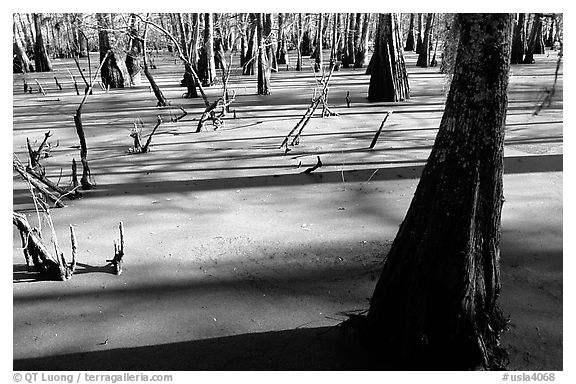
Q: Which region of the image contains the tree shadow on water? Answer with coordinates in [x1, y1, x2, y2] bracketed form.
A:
[14, 326, 384, 371]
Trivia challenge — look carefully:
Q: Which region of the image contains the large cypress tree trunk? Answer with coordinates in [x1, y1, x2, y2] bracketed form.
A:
[125, 13, 142, 86]
[364, 13, 513, 370]
[367, 14, 409, 102]
[256, 13, 271, 95]
[510, 13, 526, 64]
[405, 13, 416, 51]
[97, 13, 130, 88]
[415, 13, 424, 54]
[416, 13, 434, 67]
[33, 13, 52, 72]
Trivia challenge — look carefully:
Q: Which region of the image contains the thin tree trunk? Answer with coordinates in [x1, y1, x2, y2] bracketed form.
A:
[354, 13, 370, 68]
[256, 13, 271, 95]
[415, 13, 423, 54]
[243, 13, 256, 75]
[365, 13, 513, 370]
[277, 13, 287, 65]
[343, 13, 356, 68]
[203, 13, 217, 86]
[125, 13, 142, 86]
[524, 13, 542, 64]
[314, 13, 323, 72]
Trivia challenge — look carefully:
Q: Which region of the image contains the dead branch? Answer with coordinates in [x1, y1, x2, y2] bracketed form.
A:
[13, 156, 65, 208]
[142, 115, 163, 152]
[106, 222, 124, 275]
[34, 79, 46, 95]
[74, 50, 112, 190]
[280, 64, 337, 151]
[13, 211, 76, 280]
[369, 112, 393, 149]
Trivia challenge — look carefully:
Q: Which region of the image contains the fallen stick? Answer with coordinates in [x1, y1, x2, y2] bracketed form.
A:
[13, 157, 64, 208]
[369, 112, 392, 149]
[54, 76, 63, 90]
[34, 79, 46, 95]
[303, 156, 323, 174]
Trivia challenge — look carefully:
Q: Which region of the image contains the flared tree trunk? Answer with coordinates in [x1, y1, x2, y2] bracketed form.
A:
[367, 14, 409, 102]
[97, 13, 130, 88]
[524, 13, 542, 64]
[33, 13, 52, 72]
[256, 13, 271, 95]
[416, 13, 434, 67]
[511, 13, 526, 64]
[405, 13, 416, 51]
[125, 13, 142, 86]
[364, 13, 513, 370]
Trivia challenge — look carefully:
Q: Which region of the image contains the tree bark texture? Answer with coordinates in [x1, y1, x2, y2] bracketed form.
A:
[367, 14, 409, 102]
[365, 13, 513, 370]
[523, 14, 542, 64]
[202, 13, 217, 86]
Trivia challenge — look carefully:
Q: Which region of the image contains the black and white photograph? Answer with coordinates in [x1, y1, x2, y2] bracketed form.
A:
[10, 5, 567, 378]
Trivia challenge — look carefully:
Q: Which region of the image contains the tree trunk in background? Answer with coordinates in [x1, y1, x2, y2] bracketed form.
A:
[13, 17, 34, 73]
[329, 13, 339, 67]
[511, 13, 526, 64]
[440, 15, 460, 75]
[365, 13, 513, 370]
[367, 14, 409, 102]
[524, 13, 542, 64]
[264, 13, 278, 72]
[544, 16, 555, 48]
[203, 13, 217, 86]
[534, 16, 545, 54]
[337, 13, 346, 62]
[314, 13, 323, 72]
[343, 13, 356, 68]
[354, 13, 370, 68]
[243, 13, 256, 75]
[256, 13, 271, 95]
[33, 13, 52, 72]
[76, 14, 88, 57]
[276, 13, 287, 65]
[296, 13, 303, 71]
[415, 13, 423, 54]
[17, 13, 34, 53]
[405, 13, 416, 51]
[177, 13, 189, 59]
[416, 13, 433, 67]
[97, 13, 130, 88]
[125, 13, 142, 86]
